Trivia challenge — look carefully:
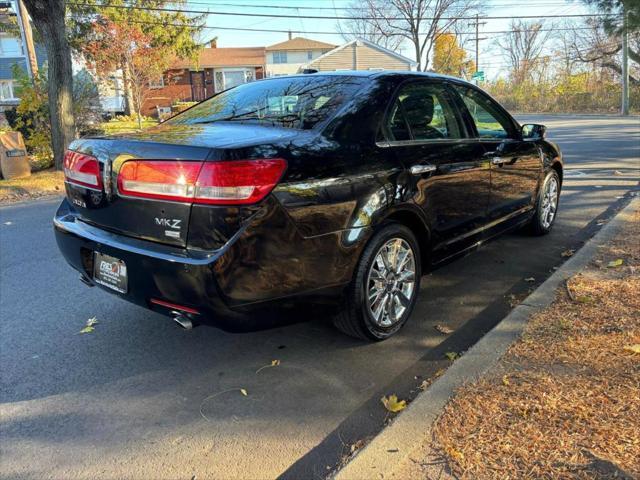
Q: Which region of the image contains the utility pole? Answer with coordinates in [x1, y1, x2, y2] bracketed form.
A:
[14, 0, 38, 79]
[621, 5, 629, 116]
[468, 14, 487, 82]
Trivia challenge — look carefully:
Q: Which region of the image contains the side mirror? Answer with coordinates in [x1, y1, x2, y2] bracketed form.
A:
[521, 123, 546, 139]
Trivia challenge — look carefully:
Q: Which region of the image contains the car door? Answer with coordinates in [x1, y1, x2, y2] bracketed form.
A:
[451, 84, 542, 223]
[379, 80, 490, 260]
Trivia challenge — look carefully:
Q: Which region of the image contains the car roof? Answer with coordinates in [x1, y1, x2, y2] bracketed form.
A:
[279, 70, 473, 85]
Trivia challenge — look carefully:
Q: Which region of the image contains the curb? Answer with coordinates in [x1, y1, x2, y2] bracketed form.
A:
[335, 196, 639, 480]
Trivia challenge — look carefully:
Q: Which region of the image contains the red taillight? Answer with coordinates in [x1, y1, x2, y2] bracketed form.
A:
[118, 161, 203, 203]
[195, 159, 287, 205]
[117, 159, 286, 205]
[64, 150, 102, 189]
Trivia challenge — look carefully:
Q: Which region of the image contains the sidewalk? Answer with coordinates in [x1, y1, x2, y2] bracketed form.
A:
[337, 197, 639, 480]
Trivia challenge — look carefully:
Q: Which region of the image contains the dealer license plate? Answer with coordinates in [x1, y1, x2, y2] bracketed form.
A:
[93, 252, 128, 293]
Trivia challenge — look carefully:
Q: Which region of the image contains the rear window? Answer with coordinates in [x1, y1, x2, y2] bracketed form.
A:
[167, 76, 366, 130]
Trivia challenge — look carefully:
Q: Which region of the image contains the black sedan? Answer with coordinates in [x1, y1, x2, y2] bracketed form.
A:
[54, 71, 562, 340]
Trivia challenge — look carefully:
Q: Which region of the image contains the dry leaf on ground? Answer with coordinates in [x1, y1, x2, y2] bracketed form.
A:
[381, 394, 407, 413]
[435, 324, 454, 334]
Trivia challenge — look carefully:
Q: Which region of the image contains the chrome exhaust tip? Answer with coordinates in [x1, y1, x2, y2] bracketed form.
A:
[172, 314, 193, 330]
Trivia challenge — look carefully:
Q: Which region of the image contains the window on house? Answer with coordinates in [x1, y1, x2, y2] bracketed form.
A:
[307, 51, 313, 60]
[272, 51, 288, 64]
[148, 76, 164, 89]
[0, 80, 16, 100]
[0, 37, 23, 57]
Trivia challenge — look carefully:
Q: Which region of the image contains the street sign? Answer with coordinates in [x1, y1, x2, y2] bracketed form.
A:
[471, 71, 485, 81]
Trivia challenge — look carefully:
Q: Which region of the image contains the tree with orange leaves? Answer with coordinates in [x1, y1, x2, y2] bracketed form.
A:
[82, 20, 174, 128]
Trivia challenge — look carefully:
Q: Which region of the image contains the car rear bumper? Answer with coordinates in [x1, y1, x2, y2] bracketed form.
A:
[53, 199, 238, 321]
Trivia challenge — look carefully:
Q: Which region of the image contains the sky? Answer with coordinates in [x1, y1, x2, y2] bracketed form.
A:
[187, 0, 592, 79]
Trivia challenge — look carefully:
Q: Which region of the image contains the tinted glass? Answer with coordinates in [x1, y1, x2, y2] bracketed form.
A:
[386, 82, 461, 141]
[454, 86, 513, 139]
[168, 76, 366, 130]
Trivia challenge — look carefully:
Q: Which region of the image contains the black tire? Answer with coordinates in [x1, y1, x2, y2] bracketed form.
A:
[528, 170, 560, 236]
[333, 223, 422, 341]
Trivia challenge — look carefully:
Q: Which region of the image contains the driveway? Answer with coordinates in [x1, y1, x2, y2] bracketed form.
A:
[1, 116, 638, 479]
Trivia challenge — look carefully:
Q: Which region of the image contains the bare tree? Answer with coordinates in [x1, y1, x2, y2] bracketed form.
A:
[337, 3, 404, 51]
[342, 0, 478, 71]
[497, 20, 552, 84]
[571, 18, 640, 85]
[22, 0, 76, 169]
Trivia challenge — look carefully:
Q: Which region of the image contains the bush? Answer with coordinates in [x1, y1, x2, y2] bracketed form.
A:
[6, 66, 103, 169]
[7, 66, 52, 169]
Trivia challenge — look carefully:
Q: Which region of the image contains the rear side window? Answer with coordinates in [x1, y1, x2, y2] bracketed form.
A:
[167, 76, 366, 130]
[453, 86, 515, 139]
[385, 82, 461, 142]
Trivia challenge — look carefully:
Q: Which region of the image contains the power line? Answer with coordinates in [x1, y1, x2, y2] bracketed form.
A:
[67, 2, 623, 21]
[67, 14, 605, 37]
[173, 0, 582, 10]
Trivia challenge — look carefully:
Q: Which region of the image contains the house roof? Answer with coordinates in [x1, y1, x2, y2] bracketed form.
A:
[266, 37, 336, 51]
[307, 38, 418, 68]
[172, 47, 266, 69]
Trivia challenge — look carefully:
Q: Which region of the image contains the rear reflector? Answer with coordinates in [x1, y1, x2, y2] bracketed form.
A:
[117, 159, 286, 205]
[64, 150, 102, 189]
[150, 298, 200, 315]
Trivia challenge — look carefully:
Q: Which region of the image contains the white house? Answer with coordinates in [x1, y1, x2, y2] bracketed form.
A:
[266, 36, 336, 77]
[302, 38, 417, 72]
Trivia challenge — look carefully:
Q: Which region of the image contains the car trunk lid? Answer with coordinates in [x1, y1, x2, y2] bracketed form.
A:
[64, 123, 292, 248]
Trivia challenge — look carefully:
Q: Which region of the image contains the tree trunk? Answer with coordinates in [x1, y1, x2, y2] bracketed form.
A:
[122, 62, 135, 116]
[22, 0, 76, 170]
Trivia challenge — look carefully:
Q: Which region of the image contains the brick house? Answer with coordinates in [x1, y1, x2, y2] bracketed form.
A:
[143, 41, 266, 117]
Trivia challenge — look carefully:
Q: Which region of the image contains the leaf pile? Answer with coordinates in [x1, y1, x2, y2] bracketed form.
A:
[431, 208, 640, 479]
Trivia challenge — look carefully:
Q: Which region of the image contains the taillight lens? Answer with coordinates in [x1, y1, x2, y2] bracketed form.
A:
[117, 159, 286, 205]
[118, 161, 203, 203]
[64, 150, 102, 189]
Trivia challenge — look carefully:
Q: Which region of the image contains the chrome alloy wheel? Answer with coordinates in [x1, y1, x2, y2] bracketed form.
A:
[540, 175, 559, 229]
[366, 238, 416, 327]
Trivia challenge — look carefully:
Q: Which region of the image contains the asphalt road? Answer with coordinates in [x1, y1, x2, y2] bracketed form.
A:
[1, 116, 639, 480]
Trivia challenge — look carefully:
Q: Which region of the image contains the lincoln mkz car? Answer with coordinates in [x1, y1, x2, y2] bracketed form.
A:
[54, 71, 562, 340]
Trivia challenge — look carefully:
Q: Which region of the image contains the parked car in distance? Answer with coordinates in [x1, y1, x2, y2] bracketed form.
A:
[54, 71, 562, 340]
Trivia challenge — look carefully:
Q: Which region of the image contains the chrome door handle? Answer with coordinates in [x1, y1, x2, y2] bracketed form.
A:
[410, 164, 437, 175]
[491, 157, 508, 165]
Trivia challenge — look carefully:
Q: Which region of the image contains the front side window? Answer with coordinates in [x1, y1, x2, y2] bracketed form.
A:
[167, 75, 366, 130]
[453, 86, 514, 139]
[385, 82, 461, 142]
[272, 51, 288, 64]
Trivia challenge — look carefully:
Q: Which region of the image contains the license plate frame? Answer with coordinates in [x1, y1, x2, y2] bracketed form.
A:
[93, 252, 128, 294]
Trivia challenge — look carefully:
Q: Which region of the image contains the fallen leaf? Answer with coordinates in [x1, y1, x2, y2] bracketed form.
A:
[502, 375, 510, 386]
[561, 249, 575, 258]
[78, 326, 94, 334]
[445, 352, 459, 361]
[613, 170, 623, 176]
[446, 446, 465, 463]
[576, 295, 595, 304]
[435, 324, 454, 334]
[256, 359, 281, 374]
[525, 277, 535, 282]
[240, 388, 248, 396]
[607, 259, 624, 268]
[623, 344, 640, 354]
[381, 394, 407, 413]
[86, 317, 99, 327]
[419, 380, 429, 391]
